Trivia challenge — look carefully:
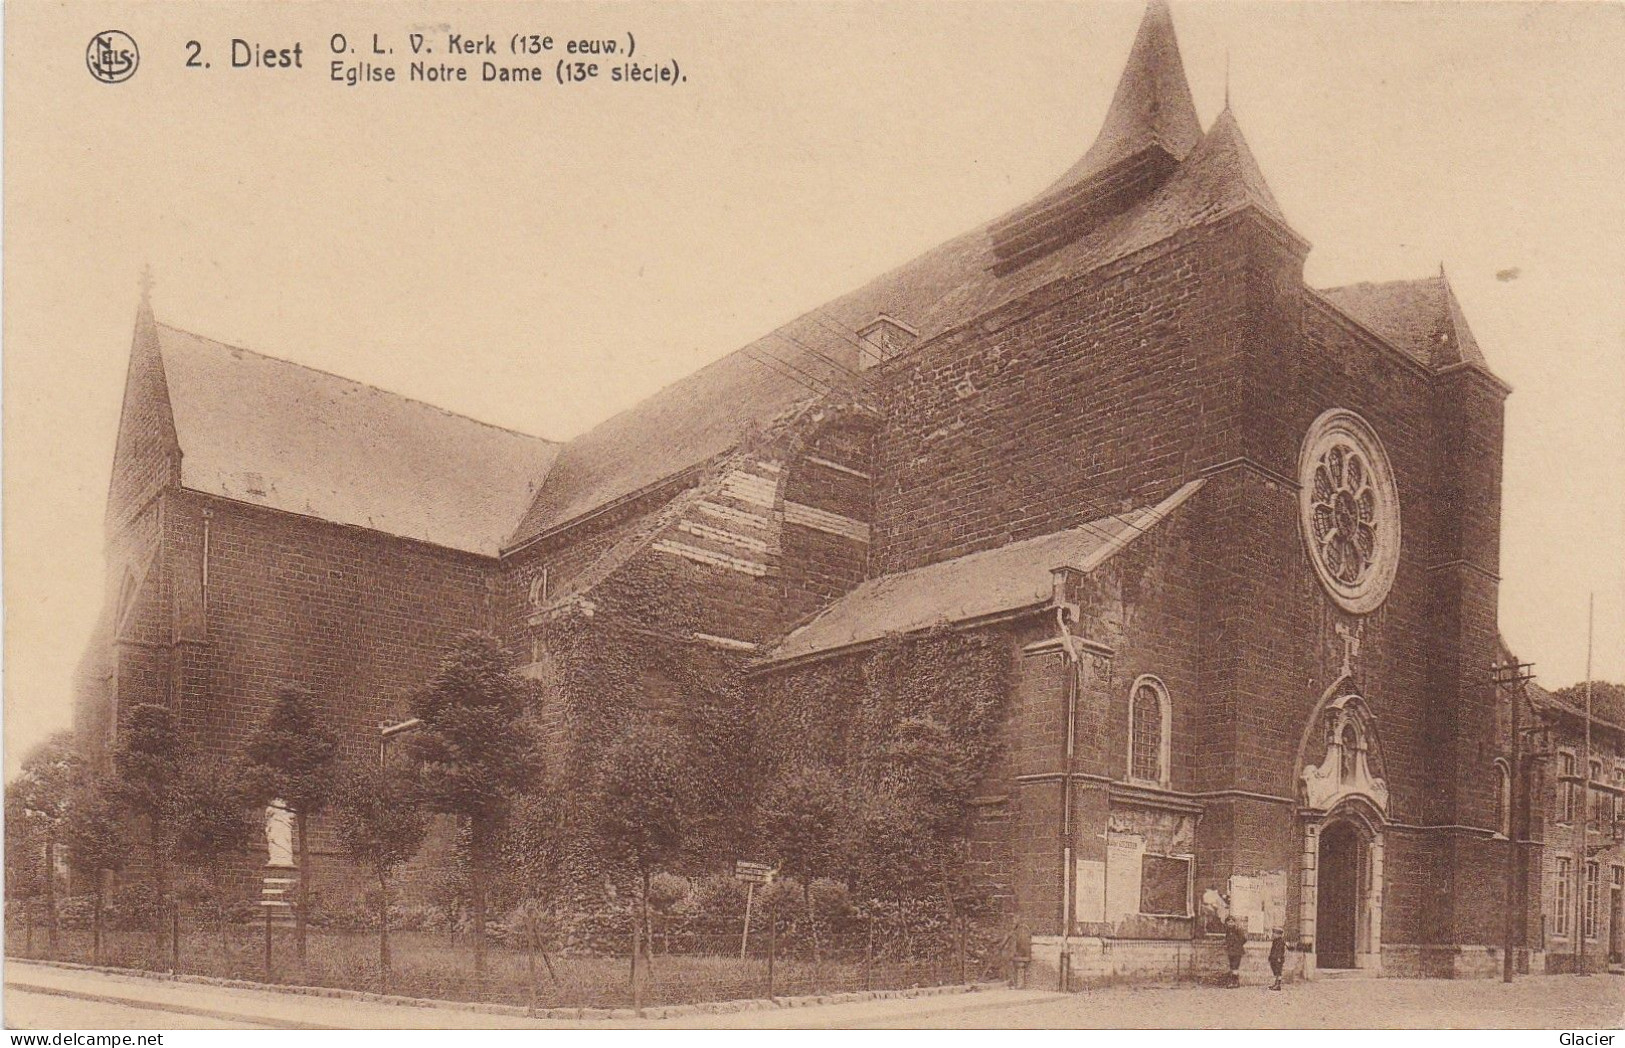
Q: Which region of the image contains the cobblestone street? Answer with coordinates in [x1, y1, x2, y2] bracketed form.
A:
[869, 976, 1625, 1030]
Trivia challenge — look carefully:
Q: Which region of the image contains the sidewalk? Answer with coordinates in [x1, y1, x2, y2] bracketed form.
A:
[4, 959, 1060, 1030]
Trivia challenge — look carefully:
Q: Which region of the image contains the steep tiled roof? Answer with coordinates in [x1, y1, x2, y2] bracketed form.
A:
[766, 480, 1204, 665]
[1317, 273, 1487, 370]
[157, 323, 559, 555]
[1497, 636, 1625, 735]
[509, 100, 1296, 550]
[1527, 679, 1625, 736]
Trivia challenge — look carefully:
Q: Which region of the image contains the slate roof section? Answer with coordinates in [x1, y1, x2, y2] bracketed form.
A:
[1317, 273, 1488, 370]
[1049, 0, 1204, 192]
[508, 103, 1297, 550]
[156, 323, 560, 555]
[766, 479, 1204, 665]
[1188, 109, 1287, 228]
[1496, 636, 1625, 735]
[1525, 679, 1625, 736]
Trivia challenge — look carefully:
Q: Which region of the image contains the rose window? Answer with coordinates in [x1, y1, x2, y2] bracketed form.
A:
[1298, 410, 1400, 614]
[1309, 443, 1378, 587]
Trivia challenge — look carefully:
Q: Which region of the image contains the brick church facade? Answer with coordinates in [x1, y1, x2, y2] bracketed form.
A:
[79, 3, 1532, 980]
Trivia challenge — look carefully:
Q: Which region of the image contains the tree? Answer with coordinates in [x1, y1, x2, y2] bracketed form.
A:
[407, 633, 537, 980]
[60, 777, 128, 966]
[844, 716, 975, 955]
[10, 732, 83, 956]
[596, 723, 687, 960]
[242, 684, 338, 965]
[757, 763, 851, 962]
[170, 761, 256, 960]
[113, 704, 185, 957]
[873, 715, 977, 918]
[1552, 680, 1625, 721]
[334, 757, 428, 995]
[5, 793, 45, 952]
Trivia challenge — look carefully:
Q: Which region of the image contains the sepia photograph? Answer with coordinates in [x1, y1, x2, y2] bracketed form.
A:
[3, 0, 1622, 1035]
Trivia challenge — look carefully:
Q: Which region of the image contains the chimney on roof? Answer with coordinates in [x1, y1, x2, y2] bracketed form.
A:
[857, 314, 919, 370]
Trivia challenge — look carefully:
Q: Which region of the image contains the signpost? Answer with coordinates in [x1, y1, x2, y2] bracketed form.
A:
[734, 860, 775, 960]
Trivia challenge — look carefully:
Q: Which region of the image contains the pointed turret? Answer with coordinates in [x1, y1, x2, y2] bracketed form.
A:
[1173, 106, 1291, 231]
[1438, 270, 1487, 369]
[1054, 0, 1204, 191]
[992, 1, 1205, 273]
[106, 267, 180, 533]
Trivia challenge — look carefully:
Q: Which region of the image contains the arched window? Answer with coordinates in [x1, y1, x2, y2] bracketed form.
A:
[1128, 676, 1170, 785]
[115, 566, 141, 633]
[527, 567, 550, 609]
[1494, 759, 1512, 837]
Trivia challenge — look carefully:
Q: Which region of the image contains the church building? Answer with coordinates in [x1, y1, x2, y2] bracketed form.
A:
[78, 2, 1524, 981]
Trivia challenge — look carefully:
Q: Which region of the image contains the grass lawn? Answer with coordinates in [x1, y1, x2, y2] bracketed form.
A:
[6, 924, 973, 1010]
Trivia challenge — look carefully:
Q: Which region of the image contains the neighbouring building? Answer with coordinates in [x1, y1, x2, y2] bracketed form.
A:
[1496, 652, 1625, 973]
[78, 2, 1532, 980]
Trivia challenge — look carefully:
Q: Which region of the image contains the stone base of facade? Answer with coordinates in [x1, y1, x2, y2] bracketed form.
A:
[1032, 936, 1548, 988]
[1376, 944, 1524, 979]
[1031, 936, 1307, 989]
[1541, 948, 1615, 974]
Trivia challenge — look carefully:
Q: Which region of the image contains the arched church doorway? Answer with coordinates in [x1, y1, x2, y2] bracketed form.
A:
[1315, 820, 1362, 969]
[1298, 687, 1389, 973]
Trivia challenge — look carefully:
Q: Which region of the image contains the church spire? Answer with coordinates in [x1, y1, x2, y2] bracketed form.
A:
[137, 264, 156, 323]
[1054, 0, 1203, 190]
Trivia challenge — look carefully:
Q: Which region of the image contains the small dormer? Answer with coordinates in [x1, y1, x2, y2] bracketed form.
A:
[857, 314, 919, 370]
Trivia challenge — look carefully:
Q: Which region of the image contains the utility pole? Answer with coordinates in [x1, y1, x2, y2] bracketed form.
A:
[1493, 658, 1536, 983]
[1577, 595, 1594, 975]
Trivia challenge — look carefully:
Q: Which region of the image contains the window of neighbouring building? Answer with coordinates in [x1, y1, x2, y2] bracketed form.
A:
[1139, 853, 1192, 917]
[1555, 857, 1572, 937]
[1561, 752, 1579, 824]
[1589, 761, 1605, 828]
[1585, 861, 1601, 940]
[1495, 759, 1512, 837]
[528, 566, 550, 608]
[1128, 676, 1169, 785]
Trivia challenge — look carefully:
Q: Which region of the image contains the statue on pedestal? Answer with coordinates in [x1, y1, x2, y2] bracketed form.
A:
[264, 798, 296, 868]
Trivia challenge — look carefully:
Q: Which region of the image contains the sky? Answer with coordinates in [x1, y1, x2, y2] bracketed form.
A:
[4, 1, 1623, 771]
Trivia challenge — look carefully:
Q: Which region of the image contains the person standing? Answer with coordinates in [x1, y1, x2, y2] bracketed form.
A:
[1268, 927, 1287, 991]
[1224, 915, 1247, 988]
[1012, 919, 1033, 989]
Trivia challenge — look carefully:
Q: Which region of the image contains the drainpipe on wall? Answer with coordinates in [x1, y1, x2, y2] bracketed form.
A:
[1051, 568, 1084, 992]
[200, 507, 212, 627]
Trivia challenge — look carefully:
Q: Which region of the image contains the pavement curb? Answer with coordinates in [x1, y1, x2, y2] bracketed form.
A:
[5, 955, 1003, 1022]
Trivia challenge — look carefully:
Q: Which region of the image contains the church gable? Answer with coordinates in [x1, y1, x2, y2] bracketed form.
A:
[106, 303, 180, 531]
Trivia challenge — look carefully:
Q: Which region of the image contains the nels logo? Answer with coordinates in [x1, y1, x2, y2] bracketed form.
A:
[87, 30, 139, 84]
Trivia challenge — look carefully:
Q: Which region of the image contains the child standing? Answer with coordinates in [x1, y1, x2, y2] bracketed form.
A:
[1223, 916, 1247, 988]
[1268, 927, 1287, 990]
